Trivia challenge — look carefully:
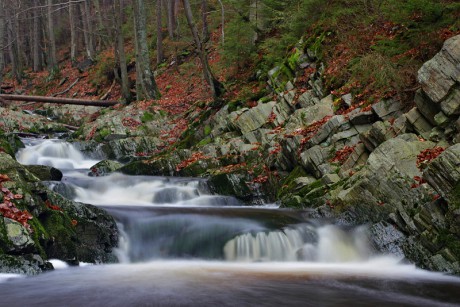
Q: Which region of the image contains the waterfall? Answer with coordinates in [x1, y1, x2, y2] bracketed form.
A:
[224, 224, 374, 263]
[16, 139, 99, 169]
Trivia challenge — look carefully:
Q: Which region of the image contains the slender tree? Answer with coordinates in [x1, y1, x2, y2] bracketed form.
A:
[32, 0, 43, 71]
[133, 0, 161, 99]
[217, 0, 225, 45]
[94, 0, 106, 49]
[182, 0, 223, 98]
[167, 0, 177, 39]
[114, 0, 132, 102]
[201, 0, 209, 43]
[47, 0, 58, 71]
[82, 0, 95, 60]
[0, 0, 4, 87]
[7, 4, 21, 83]
[69, 0, 78, 64]
[156, 0, 164, 64]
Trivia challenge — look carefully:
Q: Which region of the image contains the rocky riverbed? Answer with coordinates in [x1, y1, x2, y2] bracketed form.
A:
[0, 35, 459, 276]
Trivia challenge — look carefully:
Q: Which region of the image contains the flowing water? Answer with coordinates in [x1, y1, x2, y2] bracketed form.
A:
[2, 139, 459, 306]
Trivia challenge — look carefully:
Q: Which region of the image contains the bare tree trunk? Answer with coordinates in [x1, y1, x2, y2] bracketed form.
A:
[133, 0, 161, 100]
[114, 0, 132, 103]
[7, 10, 21, 83]
[82, 0, 95, 60]
[32, 0, 42, 71]
[167, 0, 177, 39]
[94, 0, 107, 50]
[15, 5, 28, 70]
[25, 8, 34, 68]
[156, 0, 164, 64]
[182, 0, 223, 98]
[217, 0, 225, 45]
[0, 0, 4, 87]
[69, 1, 78, 64]
[201, 0, 209, 43]
[47, 0, 58, 71]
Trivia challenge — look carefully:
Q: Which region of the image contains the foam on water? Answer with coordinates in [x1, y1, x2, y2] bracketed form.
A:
[0, 274, 23, 283]
[16, 139, 99, 169]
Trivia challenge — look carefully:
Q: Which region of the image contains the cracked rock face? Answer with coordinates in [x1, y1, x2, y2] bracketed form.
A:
[418, 35, 460, 114]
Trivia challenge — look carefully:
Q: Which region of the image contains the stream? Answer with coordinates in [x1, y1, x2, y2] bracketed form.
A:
[0, 139, 459, 306]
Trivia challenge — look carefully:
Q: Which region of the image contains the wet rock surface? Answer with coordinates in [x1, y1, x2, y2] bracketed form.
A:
[0, 147, 118, 275]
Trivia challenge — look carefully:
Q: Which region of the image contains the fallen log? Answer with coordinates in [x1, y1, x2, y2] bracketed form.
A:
[0, 94, 119, 107]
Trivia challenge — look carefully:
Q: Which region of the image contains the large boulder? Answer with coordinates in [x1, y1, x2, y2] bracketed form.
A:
[229, 102, 276, 134]
[0, 151, 118, 274]
[24, 165, 63, 181]
[418, 35, 460, 105]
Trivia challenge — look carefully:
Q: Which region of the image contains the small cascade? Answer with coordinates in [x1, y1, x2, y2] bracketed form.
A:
[316, 225, 372, 262]
[58, 172, 243, 207]
[224, 224, 374, 263]
[16, 139, 99, 169]
[17, 138, 379, 265]
[109, 208, 268, 262]
[224, 225, 316, 261]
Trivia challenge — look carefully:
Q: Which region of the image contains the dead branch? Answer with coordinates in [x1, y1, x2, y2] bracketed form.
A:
[52, 77, 80, 97]
[99, 80, 116, 100]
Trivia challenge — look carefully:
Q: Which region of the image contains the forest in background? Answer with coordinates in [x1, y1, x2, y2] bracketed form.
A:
[0, 0, 459, 111]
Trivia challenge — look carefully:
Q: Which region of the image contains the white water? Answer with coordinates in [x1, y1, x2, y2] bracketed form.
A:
[5, 139, 460, 306]
[16, 139, 99, 169]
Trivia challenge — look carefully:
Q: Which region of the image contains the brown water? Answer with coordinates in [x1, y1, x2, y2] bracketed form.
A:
[1, 261, 459, 307]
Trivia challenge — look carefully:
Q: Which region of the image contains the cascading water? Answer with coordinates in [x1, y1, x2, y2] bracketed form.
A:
[17, 139, 99, 169]
[5, 139, 460, 307]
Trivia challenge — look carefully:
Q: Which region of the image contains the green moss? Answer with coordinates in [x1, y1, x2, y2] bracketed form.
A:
[437, 230, 460, 260]
[204, 125, 212, 136]
[72, 126, 84, 140]
[302, 186, 328, 207]
[277, 166, 308, 199]
[141, 111, 155, 123]
[40, 210, 78, 259]
[450, 182, 460, 209]
[287, 48, 302, 71]
[0, 138, 14, 157]
[197, 137, 212, 147]
[99, 128, 110, 139]
[228, 100, 243, 113]
[28, 218, 48, 259]
[0, 218, 12, 252]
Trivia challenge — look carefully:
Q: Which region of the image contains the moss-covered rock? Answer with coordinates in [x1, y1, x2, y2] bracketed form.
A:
[0, 147, 118, 274]
[207, 172, 253, 202]
[24, 165, 63, 181]
[88, 160, 123, 177]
